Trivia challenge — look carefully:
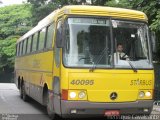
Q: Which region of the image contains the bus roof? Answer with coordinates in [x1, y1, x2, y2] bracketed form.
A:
[17, 5, 147, 43]
[61, 5, 147, 21]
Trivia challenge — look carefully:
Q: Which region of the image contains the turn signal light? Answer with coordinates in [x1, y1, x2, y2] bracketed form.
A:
[62, 89, 68, 100]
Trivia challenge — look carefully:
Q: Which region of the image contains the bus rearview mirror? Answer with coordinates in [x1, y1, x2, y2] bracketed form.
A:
[56, 30, 63, 48]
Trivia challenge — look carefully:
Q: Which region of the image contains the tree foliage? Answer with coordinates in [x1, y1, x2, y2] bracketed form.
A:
[27, 0, 57, 26]
[30, 3, 57, 26]
[0, 4, 32, 73]
[0, 4, 32, 39]
[106, 0, 132, 8]
[0, 36, 17, 72]
[27, 0, 109, 25]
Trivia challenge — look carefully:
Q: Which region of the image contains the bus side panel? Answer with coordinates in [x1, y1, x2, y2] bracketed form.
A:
[15, 51, 53, 105]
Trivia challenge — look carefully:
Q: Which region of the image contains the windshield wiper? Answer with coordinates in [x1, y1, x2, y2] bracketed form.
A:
[126, 60, 138, 73]
[89, 46, 138, 72]
[89, 49, 138, 73]
[89, 47, 108, 72]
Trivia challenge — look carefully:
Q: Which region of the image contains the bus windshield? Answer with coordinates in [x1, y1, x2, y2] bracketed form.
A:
[112, 20, 152, 69]
[63, 17, 153, 69]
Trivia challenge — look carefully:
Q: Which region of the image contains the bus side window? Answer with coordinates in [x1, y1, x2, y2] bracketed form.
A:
[18, 42, 21, 56]
[21, 41, 24, 55]
[46, 23, 54, 49]
[23, 39, 27, 55]
[32, 33, 38, 52]
[25, 38, 28, 54]
[16, 44, 19, 56]
[27, 37, 31, 54]
[39, 28, 46, 50]
[19, 42, 22, 56]
[37, 31, 40, 50]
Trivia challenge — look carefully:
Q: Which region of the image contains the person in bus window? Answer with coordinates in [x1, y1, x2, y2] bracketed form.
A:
[114, 43, 129, 61]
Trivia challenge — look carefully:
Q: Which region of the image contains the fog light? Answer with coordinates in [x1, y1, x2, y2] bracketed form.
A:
[145, 91, 151, 97]
[139, 91, 145, 98]
[71, 109, 77, 114]
[143, 108, 149, 112]
[78, 91, 86, 99]
[69, 92, 76, 99]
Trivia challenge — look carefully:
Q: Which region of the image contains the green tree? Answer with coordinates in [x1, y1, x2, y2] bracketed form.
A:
[27, 0, 57, 26]
[106, 0, 132, 8]
[0, 4, 32, 73]
[0, 36, 17, 72]
[0, 4, 32, 39]
[30, 3, 56, 26]
[27, 0, 109, 25]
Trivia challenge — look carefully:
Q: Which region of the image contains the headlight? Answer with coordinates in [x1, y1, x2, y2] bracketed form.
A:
[69, 92, 76, 99]
[139, 91, 145, 98]
[145, 91, 151, 97]
[78, 91, 86, 99]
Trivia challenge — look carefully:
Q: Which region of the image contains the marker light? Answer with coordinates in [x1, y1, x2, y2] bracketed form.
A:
[145, 91, 151, 97]
[69, 92, 76, 99]
[139, 91, 145, 98]
[78, 91, 86, 99]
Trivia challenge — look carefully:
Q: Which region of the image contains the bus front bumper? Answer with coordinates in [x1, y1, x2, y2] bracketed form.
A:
[60, 100, 153, 118]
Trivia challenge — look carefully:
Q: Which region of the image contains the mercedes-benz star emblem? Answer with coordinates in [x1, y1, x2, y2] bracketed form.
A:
[110, 92, 118, 100]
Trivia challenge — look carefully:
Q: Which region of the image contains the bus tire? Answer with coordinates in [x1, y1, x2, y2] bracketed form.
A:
[22, 82, 29, 101]
[47, 92, 56, 119]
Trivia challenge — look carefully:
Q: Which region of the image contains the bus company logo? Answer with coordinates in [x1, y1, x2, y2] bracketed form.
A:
[110, 92, 118, 100]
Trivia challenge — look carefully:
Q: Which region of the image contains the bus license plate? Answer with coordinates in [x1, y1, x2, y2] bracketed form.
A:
[104, 110, 120, 116]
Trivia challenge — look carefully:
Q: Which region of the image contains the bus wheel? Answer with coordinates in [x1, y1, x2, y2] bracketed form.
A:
[22, 83, 29, 101]
[47, 92, 55, 119]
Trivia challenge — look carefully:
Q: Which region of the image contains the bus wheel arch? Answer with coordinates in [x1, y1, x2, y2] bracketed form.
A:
[43, 83, 56, 119]
[20, 78, 29, 101]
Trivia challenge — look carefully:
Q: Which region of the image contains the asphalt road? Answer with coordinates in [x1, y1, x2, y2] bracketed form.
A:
[0, 83, 50, 120]
[0, 83, 159, 120]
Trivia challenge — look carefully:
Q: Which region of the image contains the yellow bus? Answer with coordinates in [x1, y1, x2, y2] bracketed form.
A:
[15, 5, 155, 118]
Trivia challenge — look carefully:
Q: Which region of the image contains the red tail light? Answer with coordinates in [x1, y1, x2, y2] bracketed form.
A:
[61, 89, 68, 100]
